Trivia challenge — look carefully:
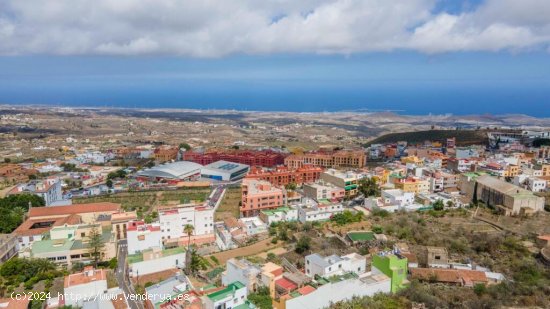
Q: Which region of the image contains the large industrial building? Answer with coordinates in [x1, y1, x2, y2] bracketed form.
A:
[136, 161, 203, 181]
[137, 160, 249, 182]
[201, 160, 250, 181]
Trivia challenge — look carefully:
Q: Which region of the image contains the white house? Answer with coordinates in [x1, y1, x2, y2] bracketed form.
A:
[63, 267, 108, 307]
[126, 221, 163, 255]
[203, 281, 248, 309]
[259, 206, 298, 225]
[158, 204, 214, 241]
[296, 198, 344, 223]
[128, 247, 186, 277]
[305, 253, 366, 278]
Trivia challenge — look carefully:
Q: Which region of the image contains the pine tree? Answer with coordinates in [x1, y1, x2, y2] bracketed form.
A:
[87, 226, 105, 268]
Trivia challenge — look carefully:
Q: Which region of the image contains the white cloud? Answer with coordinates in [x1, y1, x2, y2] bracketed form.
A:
[0, 0, 549, 57]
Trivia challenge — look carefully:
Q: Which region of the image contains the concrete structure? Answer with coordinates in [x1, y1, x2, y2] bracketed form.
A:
[246, 165, 323, 187]
[154, 145, 179, 162]
[0, 234, 17, 264]
[302, 182, 345, 201]
[277, 272, 391, 309]
[128, 247, 186, 277]
[222, 258, 262, 293]
[284, 150, 367, 169]
[63, 267, 108, 307]
[320, 169, 362, 197]
[144, 273, 190, 309]
[201, 160, 250, 181]
[137, 161, 202, 181]
[158, 204, 215, 243]
[371, 252, 409, 293]
[203, 281, 248, 309]
[474, 175, 544, 215]
[259, 207, 298, 225]
[184, 149, 286, 167]
[241, 179, 287, 217]
[9, 177, 71, 206]
[305, 253, 366, 278]
[422, 246, 449, 268]
[126, 221, 162, 255]
[30, 224, 116, 267]
[296, 198, 344, 223]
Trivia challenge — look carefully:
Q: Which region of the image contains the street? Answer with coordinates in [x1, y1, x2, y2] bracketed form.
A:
[116, 240, 144, 309]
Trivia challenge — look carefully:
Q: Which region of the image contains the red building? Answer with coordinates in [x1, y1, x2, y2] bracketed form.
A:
[183, 150, 287, 167]
[245, 164, 323, 186]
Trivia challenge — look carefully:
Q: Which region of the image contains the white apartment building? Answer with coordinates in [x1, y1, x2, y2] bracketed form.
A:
[126, 221, 163, 255]
[296, 198, 344, 223]
[158, 204, 214, 241]
[9, 177, 71, 206]
[305, 253, 366, 278]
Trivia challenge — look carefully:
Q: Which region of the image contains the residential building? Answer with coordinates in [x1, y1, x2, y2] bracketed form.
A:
[305, 253, 366, 278]
[63, 267, 108, 307]
[154, 145, 179, 162]
[144, 273, 192, 309]
[183, 149, 286, 167]
[245, 165, 323, 187]
[241, 179, 287, 217]
[259, 207, 298, 225]
[296, 198, 344, 223]
[222, 258, 262, 293]
[275, 272, 391, 309]
[158, 204, 215, 245]
[320, 169, 362, 197]
[284, 150, 366, 169]
[302, 182, 345, 201]
[203, 281, 249, 309]
[393, 177, 430, 194]
[111, 211, 138, 241]
[126, 221, 163, 255]
[128, 247, 186, 277]
[9, 177, 71, 206]
[371, 252, 409, 293]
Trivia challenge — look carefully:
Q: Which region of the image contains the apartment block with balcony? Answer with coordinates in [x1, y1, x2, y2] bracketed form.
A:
[241, 179, 287, 217]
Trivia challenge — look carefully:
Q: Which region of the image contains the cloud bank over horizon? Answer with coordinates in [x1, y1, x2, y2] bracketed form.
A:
[0, 0, 549, 57]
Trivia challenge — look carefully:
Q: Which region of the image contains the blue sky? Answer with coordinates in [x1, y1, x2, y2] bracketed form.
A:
[0, 0, 549, 115]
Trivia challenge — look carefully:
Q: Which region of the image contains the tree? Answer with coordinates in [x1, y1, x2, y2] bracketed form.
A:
[358, 177, 381, 197]
[285, 182, 297, 191]
[295, 236, 311, 254]
[433, 199, 444, 211]
[106, 179, 113, 188]
[87, 226, 105, 268]
[184, 224, 194, 275]
[189, 250, 208, 274]
[4, 158, 10, 163]
[179, 143, 191, 151]
[248, 286, 273, 309]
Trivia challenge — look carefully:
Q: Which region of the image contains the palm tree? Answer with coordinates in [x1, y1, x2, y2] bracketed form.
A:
[183, 224, 194, 275]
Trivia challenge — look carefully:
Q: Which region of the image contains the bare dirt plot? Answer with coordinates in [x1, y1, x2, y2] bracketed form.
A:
[205, 237, 281, 265]
[215, 187, 241, 220]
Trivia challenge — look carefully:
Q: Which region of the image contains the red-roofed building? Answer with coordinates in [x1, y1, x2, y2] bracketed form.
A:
[275, 277, 298, 295]
[127, 221, 163, 255]
[183, 150, 287, 167]
[245, 165, 323, 186]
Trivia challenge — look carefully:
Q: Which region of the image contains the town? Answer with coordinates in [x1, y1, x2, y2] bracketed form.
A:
[0, 109, 549, 309]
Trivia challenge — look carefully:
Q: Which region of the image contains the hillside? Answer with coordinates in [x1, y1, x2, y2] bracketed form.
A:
[365, 129, 490, 146]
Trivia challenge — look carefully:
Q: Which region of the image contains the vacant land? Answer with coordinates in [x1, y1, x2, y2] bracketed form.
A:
[215, 187, 241, 220]
[366, 129, 489, 146]
[206, 237, 281, 265]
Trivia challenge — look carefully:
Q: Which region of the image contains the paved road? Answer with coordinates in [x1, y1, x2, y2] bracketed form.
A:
[116, 240, 144, 309]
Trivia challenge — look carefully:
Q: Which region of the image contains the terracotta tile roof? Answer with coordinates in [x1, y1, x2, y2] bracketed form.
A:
[297, 285, 316, 295]
[275, 277, 298, 291]
[410, 268, 461, 284]
[0, 298, 30, 309]
[410, 268, 487, 286]
[64, 267, 107, 288]
[28, 202, 121, 217]
[14, 214, 81, 236]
